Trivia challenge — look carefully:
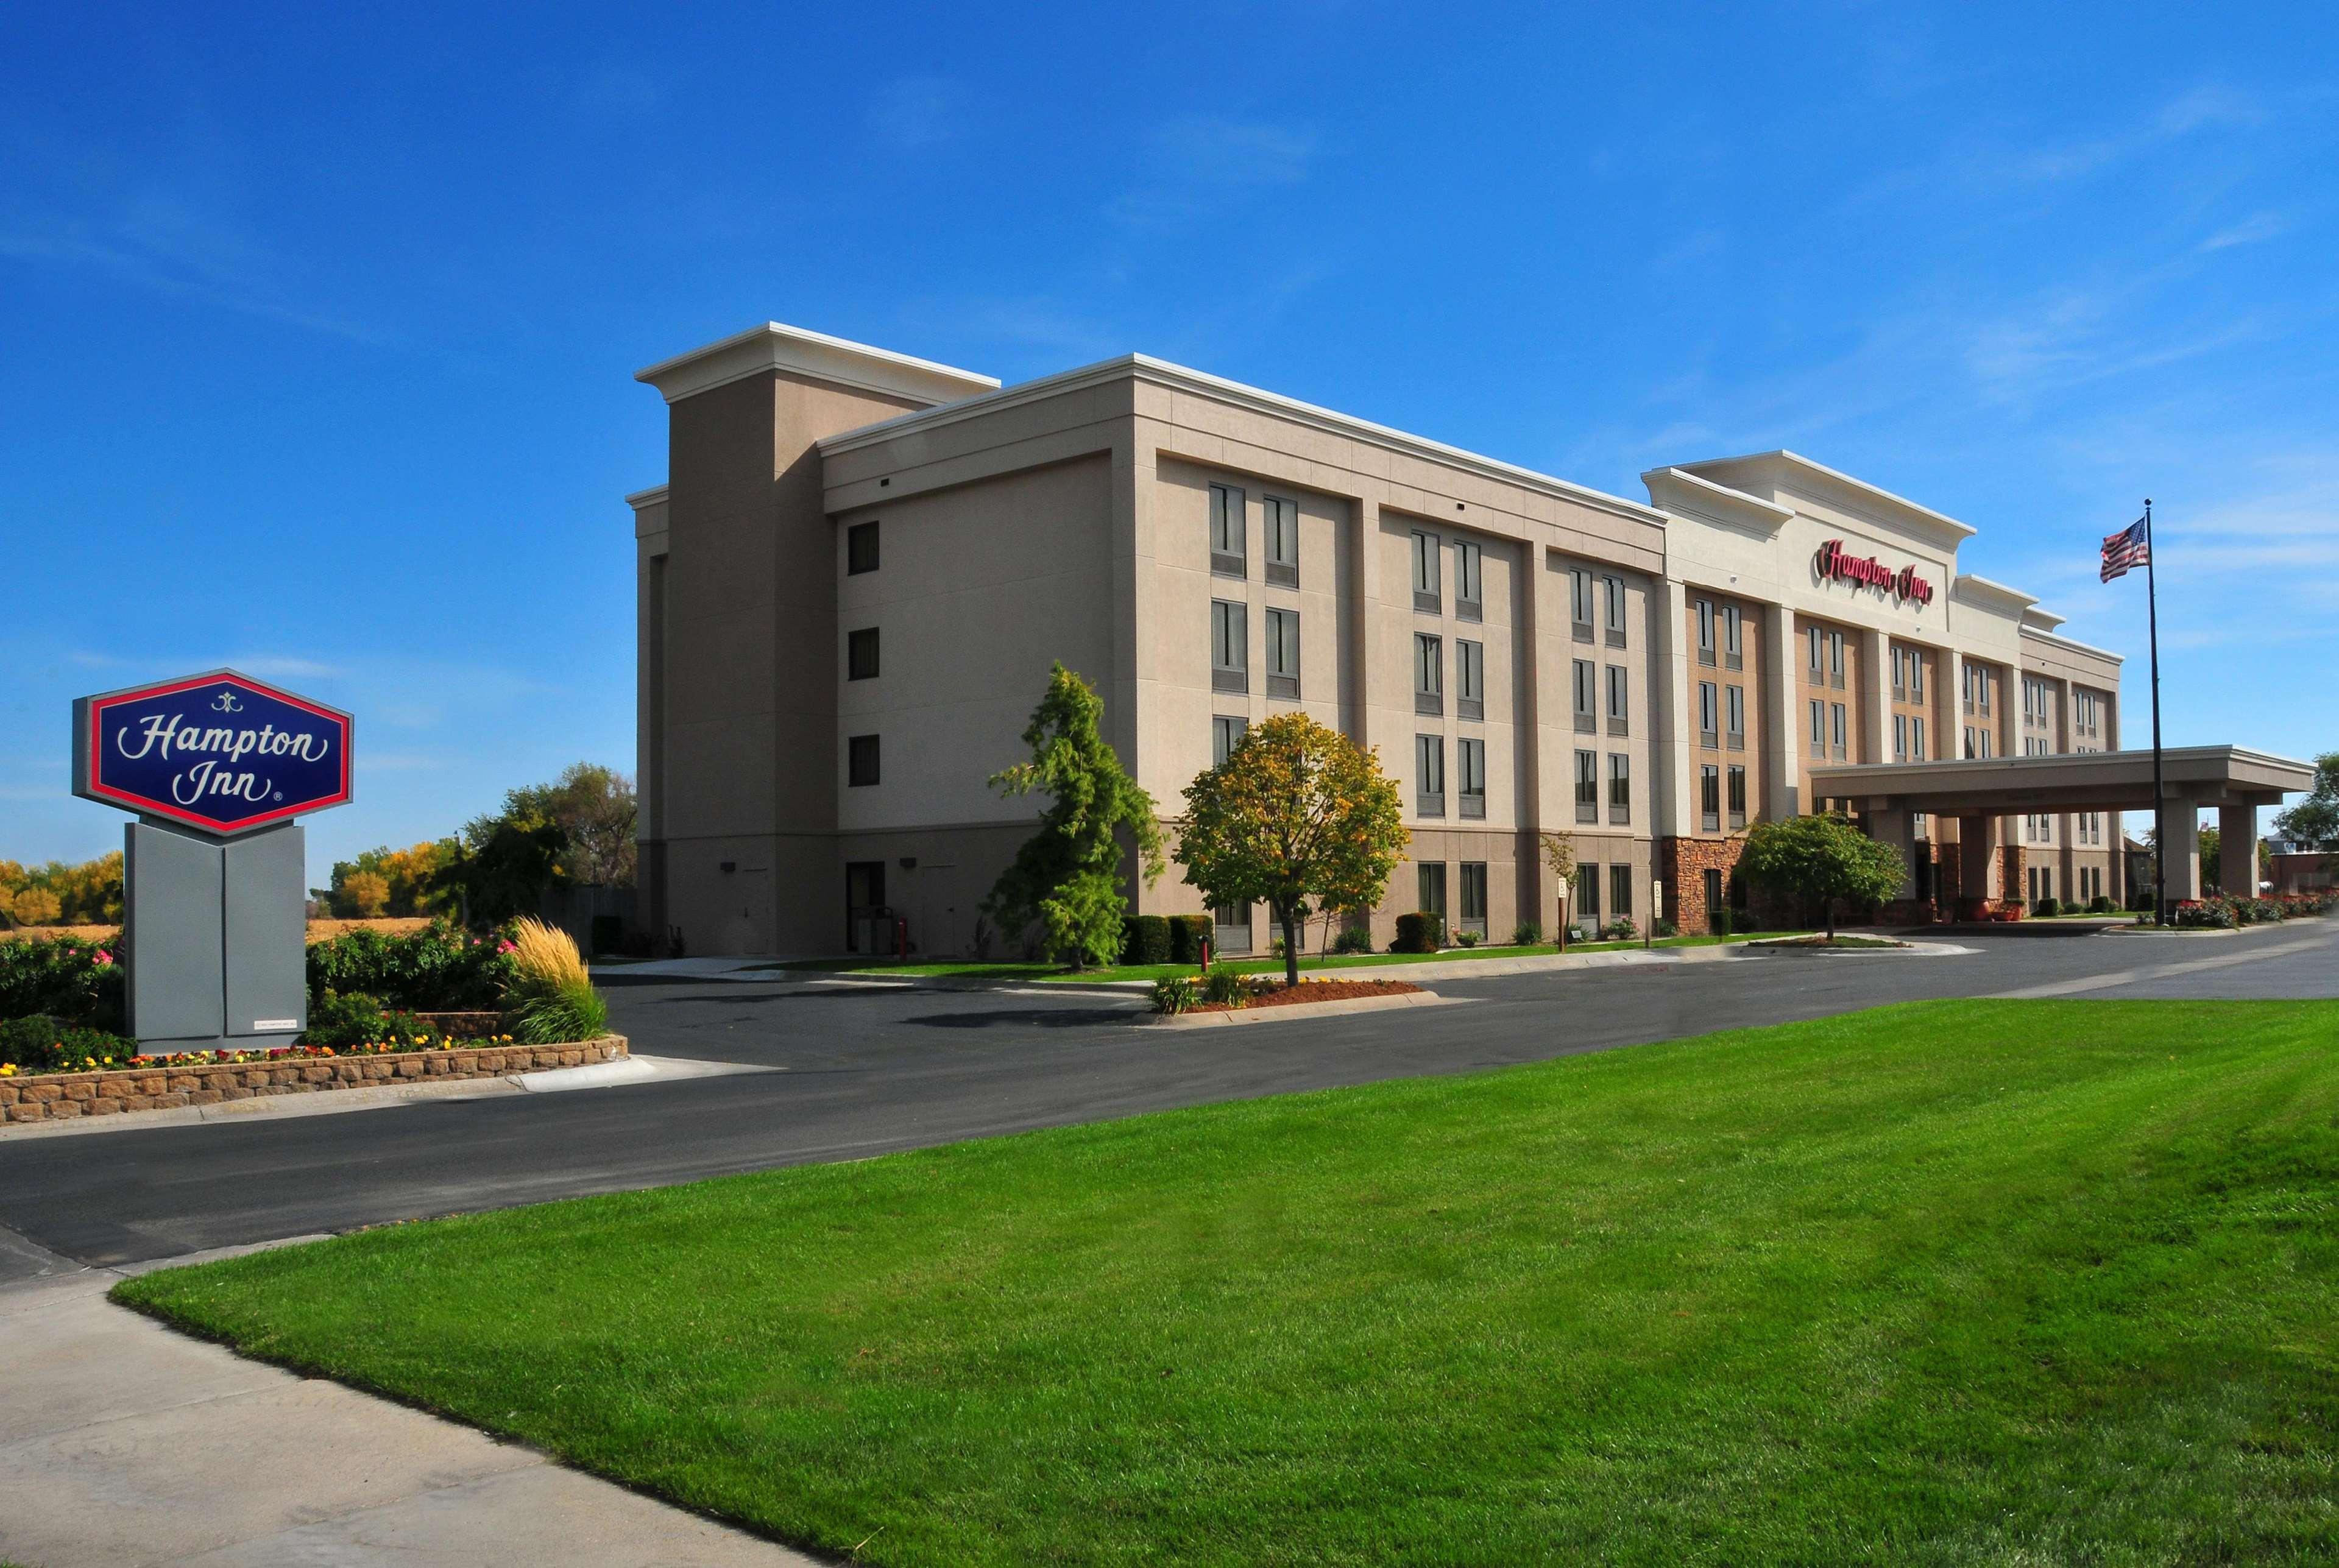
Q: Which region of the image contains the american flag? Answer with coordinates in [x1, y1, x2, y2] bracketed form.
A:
[2101, 517, 2150, 582]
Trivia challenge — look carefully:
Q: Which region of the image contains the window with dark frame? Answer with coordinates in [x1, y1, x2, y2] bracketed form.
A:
[847, 626, 879, 681]
[1699, 681, 1719, 748]
[1725, 684, 1744, 749]
[1211, 599, 1247, 693]
[1575, 748, 1598, 823]
[1415, 632, 1443, 715]
[1696, 598, 1716, 665]
[1607, 752, 1630, 823]
[1457, 639, 1484, 721]
[1571, 568, 1594, 641]
[1459, 861, 1488, 936]
[1266, 607, 1301, 699]
[1264, 495, 1298, 587]
[1412, 530, 1441, 612]
[1610, 863, 1633, 920]
[1727, 764, 1746, 828]
[1606, 665, 1629, 735]
[1603, 576, 1627, 646]
[1808, 697, 1826, 759]
[1458, 738, 1486, 819]
[1830, 702, 1847, 760]
[1724, 604, 1743, 669]
[1212, 715, 1246, 766]
[1700, 763, 1721, 832]
[847, 733, 880, 788]
[1415, 733, 1445, 816]
[1455, 540, 1482, 620]
[1576, 862, 1600, 922]
[1573, 658, 1596, 733]
[1210, 484, 1246, 577]
[1418, 862, 1448, 923]
[846, 521, 880, 575]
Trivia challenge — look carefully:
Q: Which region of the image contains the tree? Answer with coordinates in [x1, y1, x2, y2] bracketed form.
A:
[341, 871, 391, 917]
[1176, 713, 1409, 987]
[1736, 813, 1905, 940]
[982, 664, 1165, 969]
[2273, 751, 2339, 850]
[1539, 832, 1579, 927]
[10, 887, 62, 927]
[2198, 824, 2222, 894]
[503, 763, 639, 888]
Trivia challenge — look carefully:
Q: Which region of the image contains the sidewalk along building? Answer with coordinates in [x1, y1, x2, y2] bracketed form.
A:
[629, 322, 2170, 957]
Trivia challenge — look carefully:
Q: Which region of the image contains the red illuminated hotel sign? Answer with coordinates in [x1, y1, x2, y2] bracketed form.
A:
[1814, 539, 1934, 606]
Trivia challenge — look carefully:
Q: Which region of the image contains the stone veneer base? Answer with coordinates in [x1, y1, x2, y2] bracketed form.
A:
[0, 1036, 628, 1123]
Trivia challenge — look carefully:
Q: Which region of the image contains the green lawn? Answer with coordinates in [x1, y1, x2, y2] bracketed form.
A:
[116, 1001, 2339, 1566]
[754, 929, 1786, 984]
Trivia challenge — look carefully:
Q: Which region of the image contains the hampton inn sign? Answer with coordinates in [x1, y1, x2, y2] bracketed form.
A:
[1814, 538, 1936, 606]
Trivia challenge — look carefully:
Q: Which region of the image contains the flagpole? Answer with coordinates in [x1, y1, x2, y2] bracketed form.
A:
[2144, 498, 2167, 924]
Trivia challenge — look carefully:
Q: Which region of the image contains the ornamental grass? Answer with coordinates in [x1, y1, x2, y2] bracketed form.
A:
[502, 917, 609, 1044]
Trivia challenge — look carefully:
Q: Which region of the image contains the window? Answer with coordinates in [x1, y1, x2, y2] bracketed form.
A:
[1457, 639, 1484, 720]
[1891, 646, 1907, 700]
[1608, 753, 1630, 823]
[1412, 530, 1441, 611]
[1606, 665, 1629, 735]
[1264, 495, 1298, 587]
[1961, 660, 1973, 712]
[1727, 764, 1747, 829]
[1266, 607, 1301, 699]
[1418, 863, 1448, 923]
[1575, 749, 1598, 823]
[1700, 764, 1721, 832]
[847, 520, 880, 575]
[1610, 864, 1633, 920]
[1977, 667, 1993, 715]
[1830, 702, 1847, 760]
[1211, 600, 1247, 693]
[1981, 729, 1994, 759]
[1725, 685, 1744, 750]
[1213, 900, 1253, 952]
[847, 733, 880, 787]
[1894, 713, 1908, 762]
[1724, 605, 1744, 670]
[1458, 738, 1486, 819]
[1571, 569, 1594, 641]
[1603, 576, 1627, 646]
[1573, 659, 1597, 733]
[1210, 484, 1246, 577]
[847, 626, 880, 681]
[1809, 698, 1825, 759]
[1576, 863, 1600, 922]
[1912, 716, 1927, 761]
[1455, 540, 1482, 620]
[1695, 598, 1716, 666]
[1415, 734, 1445, 816]
[1212, 715, 1247, 766]
[1909, 653, 1925, 703]
[1828, 630, 1845, 688]
[1415, 632, 1443, 715]
[1699, 681, 1719, 748]
[1459, 862, 1488, 937]
[1807, 624, 1823, 676]
[1964, 724, 1976, 759]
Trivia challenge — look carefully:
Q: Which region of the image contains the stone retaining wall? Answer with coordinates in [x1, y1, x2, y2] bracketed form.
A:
[0, 1036, 628, 1123]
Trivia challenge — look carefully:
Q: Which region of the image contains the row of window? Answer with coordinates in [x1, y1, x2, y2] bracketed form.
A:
[2022, 674, 2058, 727]
[1415, 634, 1487, 718]
[1698, 763, 1749, 832]
[1805, 626, 1846, 688]
[1570, 861, 1636, 923]
[1571, 569, 1629, 648]
[1415, 734, 1490, 819]
[1692, 598, 1749, 669]
[1410, 529, 1485, 620]
[1571, 748, 1630, 825]
[1892, 713, 1930, 763]
[1414, 861, 1491, 936]
[1889, 645, 1928, 703]
[1962, 661, 1995, 716]
[1573, 659, 1629, 735]
[1211, 599, 1302, 698]
[1211, 484, 1303, 587]
[1696, 680, 1745, 750]
[1807, 699, 1850, 761]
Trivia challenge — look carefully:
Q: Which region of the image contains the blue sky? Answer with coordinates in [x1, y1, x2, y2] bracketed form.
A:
[5, 2, 2334, 879]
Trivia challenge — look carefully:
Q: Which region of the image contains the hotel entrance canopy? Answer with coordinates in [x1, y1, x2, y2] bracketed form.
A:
[1808, 746, 2315, 903]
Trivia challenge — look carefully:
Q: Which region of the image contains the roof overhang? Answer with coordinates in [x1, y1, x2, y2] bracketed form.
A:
[1672, 449, 1980, 546]
[1811, 746, 2313, 816]
[634, 322, 999, 406]
[1641, 467, 1796, 534]
[1953, 572, 2040, 614]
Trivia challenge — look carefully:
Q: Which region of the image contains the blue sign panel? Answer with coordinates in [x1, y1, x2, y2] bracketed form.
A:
[73, 670, 353, 837]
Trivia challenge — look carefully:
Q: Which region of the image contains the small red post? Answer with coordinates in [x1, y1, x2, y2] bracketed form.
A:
[895, 917, 908, 961]
[1200, 934, 1212, 973]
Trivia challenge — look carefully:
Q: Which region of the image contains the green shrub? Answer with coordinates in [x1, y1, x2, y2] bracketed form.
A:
[1148, 976, 1197, 1015]
[1122, 914, 1173, 966]
[2172, 899, 2235, 930]
[1392, 913, 1442, 953]
[2036, 896, 2061, 918]
[1331, 924, 1375, 955]
[503, 919, 610, 1043]
[301, 991, 432, 1048]
[1732, 909, 1760, 934]
[1201, 967, 1252, 1007]
[1604, 918, 1638, 941]
[1654, 918, 1677, 938]
[0, 1013, 137, 1073]
[1510, 921, 1542, 947]
[1454, 930, 1480, 947]
[1166, 915, 1214, 964]
[2087, 895, 2114, 914]
[0, 932, 125, 1032]
[307, 921, 513, 1011]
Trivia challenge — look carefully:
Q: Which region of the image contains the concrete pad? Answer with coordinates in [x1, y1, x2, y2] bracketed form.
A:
[0, 1272, 818, 1567]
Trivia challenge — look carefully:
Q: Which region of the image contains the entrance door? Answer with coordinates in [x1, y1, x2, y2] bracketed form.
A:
[845, 861, 886, 953]
[1703, 868, 1723, 933]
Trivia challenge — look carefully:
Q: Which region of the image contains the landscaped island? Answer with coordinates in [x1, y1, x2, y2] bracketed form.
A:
[114, 998, 2339, 1564]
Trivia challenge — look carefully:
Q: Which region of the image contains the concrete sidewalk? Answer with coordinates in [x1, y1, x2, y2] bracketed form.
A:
[0, 1240, 819, 1567]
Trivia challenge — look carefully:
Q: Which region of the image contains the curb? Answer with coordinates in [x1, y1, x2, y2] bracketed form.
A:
[1136, 991, 1468, 1029]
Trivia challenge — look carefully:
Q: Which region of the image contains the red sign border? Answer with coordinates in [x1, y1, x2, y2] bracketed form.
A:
[77, 669, 353, 836]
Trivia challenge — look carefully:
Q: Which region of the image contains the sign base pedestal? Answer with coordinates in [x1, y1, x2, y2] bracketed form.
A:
[126, 819, 307, 1053]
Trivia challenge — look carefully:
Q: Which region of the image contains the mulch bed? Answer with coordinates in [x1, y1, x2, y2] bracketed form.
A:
[1193, 978, 1423, 1014]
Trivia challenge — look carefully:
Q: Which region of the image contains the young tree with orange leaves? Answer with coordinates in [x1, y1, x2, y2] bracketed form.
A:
[1176, 713, 1408, 987]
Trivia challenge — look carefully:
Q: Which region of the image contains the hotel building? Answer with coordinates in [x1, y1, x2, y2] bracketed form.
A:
[629, 322, 2173, 957]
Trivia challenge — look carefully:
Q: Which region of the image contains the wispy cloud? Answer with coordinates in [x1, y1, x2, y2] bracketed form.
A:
[2200, 211, 2288, 252]
[868, 76, 968, 153]
[1108, 118, 1319, 229]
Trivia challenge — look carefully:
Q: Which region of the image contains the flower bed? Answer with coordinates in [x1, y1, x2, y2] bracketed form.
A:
[0, 1035, 628, 1123]
[1157, 976, 1423, 1015]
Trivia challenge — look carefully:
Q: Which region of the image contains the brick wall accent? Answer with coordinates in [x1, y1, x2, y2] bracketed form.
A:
[0, 1036, 627, 1124]
[2001, 845, 2027, 903]
[1659, 837, 1746, 934]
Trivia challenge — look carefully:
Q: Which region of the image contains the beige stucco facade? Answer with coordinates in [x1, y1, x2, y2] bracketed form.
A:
[633, 322, 2131, 956]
